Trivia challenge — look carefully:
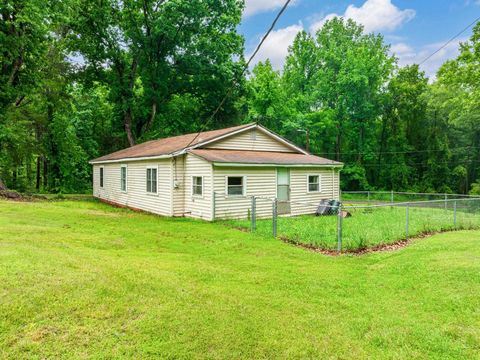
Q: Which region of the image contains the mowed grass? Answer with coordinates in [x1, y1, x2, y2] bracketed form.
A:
[1, 200, 480, 359]
[226, 204, 480, 250]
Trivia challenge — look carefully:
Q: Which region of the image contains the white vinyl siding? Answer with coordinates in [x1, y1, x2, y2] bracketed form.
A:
[290, 168, 338, 216]
[184, 154, 212, 220]
[213, 167, 276, 219]
[211, 166, 339, 219]
[171, 155, 185, 217]
[205, 129, 296, 153]
[93, 160, 172, 216]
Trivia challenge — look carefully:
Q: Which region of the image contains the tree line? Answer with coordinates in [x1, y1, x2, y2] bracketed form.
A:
[1, 0, 479, 194]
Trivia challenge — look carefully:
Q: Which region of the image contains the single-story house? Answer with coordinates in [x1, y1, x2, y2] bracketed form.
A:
[89, 123, 343, 220]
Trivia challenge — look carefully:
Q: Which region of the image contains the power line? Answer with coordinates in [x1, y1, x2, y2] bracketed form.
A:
[419, 15, 480, 65]
[315, 145, 479, 157]
[184, 0, 292, 149]
[354, 158, 480, 169]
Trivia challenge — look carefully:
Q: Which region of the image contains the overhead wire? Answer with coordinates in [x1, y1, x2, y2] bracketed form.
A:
[418, 15, 480, 65]
[183, 0, 292, 149]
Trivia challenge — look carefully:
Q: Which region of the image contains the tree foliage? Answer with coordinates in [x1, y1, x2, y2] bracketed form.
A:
[0, 3, 479, 195]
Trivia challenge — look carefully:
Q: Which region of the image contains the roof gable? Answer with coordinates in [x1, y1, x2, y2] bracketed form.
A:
[202, 127, 299, 153]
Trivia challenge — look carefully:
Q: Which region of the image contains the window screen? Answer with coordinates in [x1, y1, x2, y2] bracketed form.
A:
[146, 168, 157, 193]
[308, 175, 320, 192]
[227, 176, 244, 196]
[100, 167, 104, 188]
[192, 176, 203, 196]
[121, 166, 127, 191]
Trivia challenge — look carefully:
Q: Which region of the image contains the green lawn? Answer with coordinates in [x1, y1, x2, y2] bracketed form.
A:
[226, 204, 480, 250]
[1, 200, 480, 359]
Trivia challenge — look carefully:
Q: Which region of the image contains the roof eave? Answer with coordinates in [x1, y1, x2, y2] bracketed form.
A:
[212, 162, 344, 168]
[89, 154, 173, 165]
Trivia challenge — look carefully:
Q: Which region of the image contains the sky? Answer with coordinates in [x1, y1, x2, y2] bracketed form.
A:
[239, 0, 480, 78]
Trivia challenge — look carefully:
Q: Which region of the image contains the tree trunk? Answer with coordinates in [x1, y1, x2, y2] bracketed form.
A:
[143, 101, 157, 134]
[43, 156, 48, 190]
[335, 122, 342, 162]
[124, 109, 136, 146]
[0, 178, 7, 191]
[36, 156, 41, 191]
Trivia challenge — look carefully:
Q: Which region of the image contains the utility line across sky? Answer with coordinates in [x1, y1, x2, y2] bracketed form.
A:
[183, 0, 292, 149]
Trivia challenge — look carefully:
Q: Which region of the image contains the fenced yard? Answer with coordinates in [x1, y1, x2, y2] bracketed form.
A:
[223, 192, 480, 251]
[2, 199, 480, 358]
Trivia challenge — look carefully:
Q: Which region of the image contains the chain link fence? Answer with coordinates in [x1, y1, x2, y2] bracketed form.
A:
[219, 191, 480, 252]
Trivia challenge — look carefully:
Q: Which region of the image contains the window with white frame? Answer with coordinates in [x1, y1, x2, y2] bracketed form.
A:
[227, 176, 245, 196]
[192, 176, 203, 196]
[99, 167, 104, 188]
[120, 165, 127, 192]
[146, 167, 158, 194]
[308, 175, 320, 192]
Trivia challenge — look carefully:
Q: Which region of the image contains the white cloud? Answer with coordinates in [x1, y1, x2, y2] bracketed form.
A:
[247, 24, 303, 70]
[390, 38, 466, 79]
[244, 0, 297, 17]
[310, 0, 415, 33]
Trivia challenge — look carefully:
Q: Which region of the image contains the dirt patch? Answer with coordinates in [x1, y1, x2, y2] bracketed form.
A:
[280, 230, 450, 256]
[0, 190, 36, 201]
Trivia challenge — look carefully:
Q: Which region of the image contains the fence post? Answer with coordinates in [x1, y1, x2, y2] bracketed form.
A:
[454, 200, 457, 228]
[444, 193, 448, 211]
[405, 203, 409, 240]
[337, 204, 343, 252]
[272, 198, 277, 238]
[391, 190, 394, 204]
[367, 191, 370, 204]
[251, 196, 256, 232]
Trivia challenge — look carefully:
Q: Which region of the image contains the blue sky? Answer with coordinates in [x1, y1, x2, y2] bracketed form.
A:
[239, 0, 480, 78]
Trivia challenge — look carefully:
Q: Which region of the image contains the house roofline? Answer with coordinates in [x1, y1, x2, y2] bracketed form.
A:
[89, 123, 312, 164]
[88, 154, 172, 165]
[211, 162, 343, 168]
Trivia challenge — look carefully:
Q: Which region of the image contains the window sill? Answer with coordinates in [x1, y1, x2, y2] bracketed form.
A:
[146, 192, 159, 197]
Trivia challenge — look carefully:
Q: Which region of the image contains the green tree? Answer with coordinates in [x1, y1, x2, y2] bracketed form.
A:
[69, 0, 245, 146]
[377, 65, 428, 190]
[436, 22, 480, 191]
[245, 60, 289, 132]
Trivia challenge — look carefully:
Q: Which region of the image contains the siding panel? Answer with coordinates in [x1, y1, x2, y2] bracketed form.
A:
[205, 129, 295, 153]
[213, 167, 276, 219]
[212, 166, 340, 219]
[93, 159, 172, 216]
[289, 168, 339, 216]
[184, 154, 213, 220]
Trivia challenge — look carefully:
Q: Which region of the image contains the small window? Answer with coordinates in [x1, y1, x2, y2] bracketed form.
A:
[120, 165, 127, 192]
[308, 175, 320, 192]
[192, 176, 203, 196]
[227, 176, 245, 196]
[146, 167, 158, 194]
[99, 167, 104, 188]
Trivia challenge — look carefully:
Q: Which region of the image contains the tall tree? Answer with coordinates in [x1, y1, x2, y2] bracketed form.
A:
[377, 65, 428, 190]
[69, 0, 245, 146]
[436, 22, 480, 191]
